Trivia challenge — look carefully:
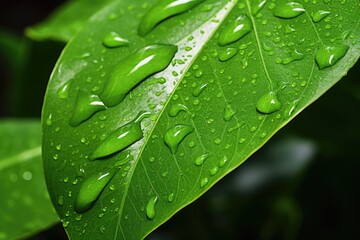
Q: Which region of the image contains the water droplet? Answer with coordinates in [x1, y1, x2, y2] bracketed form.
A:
[192, 83, 208, 97]
[210, 166, 219, 176]
[57, 195, 64, 206]
[281, 49, 304, 65]
[200, 177, 208, 188]
[311, 10, 330, 23]
[167, 193, 175, 202]
[251, 0, 268, 16]
[74, 168, 118, 213]
[138, 0, 205, 36]
[219, 156, 228, 167]
[114, 150, 134, 165]
[315, 44, 349, 70]
[57, 81, 72, 99]
[164, 124, 194, 153]
[223, 105, 236, 122]
[284, 100, 299, 118]
[218, 47, 239, 62]
[70, 92, 107, 127]
[218, 14, 252, 46]
[168, 103, 188, 117]
[100, 44, 177, 107]
[146, 196, 158, 220]
[195, 153, 209, 166]
[273, 2, 305, 19]
[90, 111, 150, 160]
[102, 32, 129, 48]
[256, 91, 282, 114]
[99, 225, 106, 234]
[46, 113, 53, 126]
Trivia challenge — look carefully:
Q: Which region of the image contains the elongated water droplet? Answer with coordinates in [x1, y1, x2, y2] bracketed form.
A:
[311, 10, 330, 23]
[195, 153, 209, 166]
[57, 81, 72, 99]
[273, 2, 305, 19]
[74, 168, 118, 213]
[101, 44, 177, 107]
[218, 47, 239, 62]
[102, 32, 129, 48]
[164, 124, 194, 153]
[281, 49, 304, 65]
[114, 150, 134, 166]
[256, 91, 282, 114]
[218, 14, 252, 46]
[192, 83, 208, 97]
[315, 44, 349, 70]
[219, 156, 228, 167]
[146, 196, 158, 220]
[138, 0, 205, 36]
[90, 111, 150, 160]
[70, 92, 107, 127]
[223, 105, 236, 122]
[167, 193, 175, 203]
[251, 0, 268, 16]
[200, 177, 208, 188]
[168, 103, 188, 117]
[284, 99, 299, 119]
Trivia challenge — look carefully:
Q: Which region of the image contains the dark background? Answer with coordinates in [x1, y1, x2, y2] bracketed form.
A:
[1, 1, 359, 239]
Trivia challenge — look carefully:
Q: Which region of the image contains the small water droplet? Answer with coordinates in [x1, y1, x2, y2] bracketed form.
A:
[90, 111, 150, 160]
[223, 105, 236, 122]
[70, 92, 107, 127]
[57, 195, 64, 206]
[315, 44, 349, 70]
[167, 193, 175, 203]
[146, 196, 158, 220]
[218, 14, 252, 46]
[164, 124, 194, 153]
[219, 156, 228, 168]
[195, 153, 209, 166]
[168, 103, 188, 117]
[281, 49, 304, 65]
[210, 166, 219, 176]
[114, 150, 134, 166]
[273, 2, 305, 19]
[218, 47, 239, 62]
[256, 91, 282, 114]
[102, 32, 129, 48]
[251, 0, 268, 16]
[311, 10, 330, 23]
[74, 168, 118, 213]
[138, 0, 206, 36]
[57, 81, 72, 99]
[200, 177, 209, 188]
[192, 83, 208, 97]
[100, 44, 177, 107]
[46, 113, 53, 126]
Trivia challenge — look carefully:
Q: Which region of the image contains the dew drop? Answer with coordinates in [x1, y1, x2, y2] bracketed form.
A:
[167, 193, 175, 203]
[146, 196, 158, 220]
[114, 150, 134, 166]
[195, 153, 209, 166]
[218, 47, 239, 62]
[70, 92, 107, 127]
[223, 105, 236, 122]
[164, 124, 194, 153]
[281, 49, 304, 65]
[102, 32, 129, 48]
[284, 100, 299, 119]
[200, 177, 208, 188]
[315, 44, 349, 70]
[57, 195, 64, 206]
[57, 81, 72, 99]
[256, 91, 282, 114]
[192, 83, 208, 97]
[90, 111, 150, 160]
[219, 156, 228, 168]
[311, 10, 330, 23]
[168, 103, 188, 117]
[100, 44, 177, 107]
[138, 0, 206, 36]
[251, 0, 268, 16]
[273, 2, 305, 19]
[74, 168, 118, 213]
[210, 166, 219, 176]
[46, 113, 53, 126]
[218, 14, 252, 46]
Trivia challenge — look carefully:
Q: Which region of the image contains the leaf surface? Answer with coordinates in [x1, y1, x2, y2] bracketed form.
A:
[0, 120, 58, 240]
[42, 0, 360, 239]
[26, 0, 113, 42]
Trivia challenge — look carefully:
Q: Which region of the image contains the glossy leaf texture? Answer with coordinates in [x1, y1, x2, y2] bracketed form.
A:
[42, 0, 360, 239]
[0, 120, 58, 240]
[26, 0, 113, 42]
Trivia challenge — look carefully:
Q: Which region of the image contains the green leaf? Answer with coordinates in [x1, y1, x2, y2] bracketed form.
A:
[0, 120, 59, 240]
[26, 0, 113, 42]
[42, 0, 360, 239]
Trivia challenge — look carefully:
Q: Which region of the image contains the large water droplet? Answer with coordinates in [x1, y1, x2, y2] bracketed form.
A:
[251, 0, 268, 16]
[74, 168, 118, 213]
[256, 91, 282, 114]
[138, 0, 205, 36]
[168, 103, 188, 117]
[102, 32, 129, 48]
[114, 150, 134, 166]
[223, 105, 236, 122]
[195, 153, 209, 166]
[218, 14, 252, 46]
[100, 44, 177, 107]
[311, 10, 330, 23]
[315, 44, 349, 70]
[146, 196, 158, 220]
[70, 92, 107, 127]
[90, 111, 150, 160]
[164, 124, 194, 153]
[273, 2, 305, 19]
[218, 47, 239, 62]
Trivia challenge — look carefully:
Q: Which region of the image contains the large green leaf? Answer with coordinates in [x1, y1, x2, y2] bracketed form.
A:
[42, 0, 360, 239]
[26, 0, 113, 42]
[0, 120, 58, 240]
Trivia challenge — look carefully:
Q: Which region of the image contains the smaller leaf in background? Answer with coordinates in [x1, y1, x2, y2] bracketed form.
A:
[26, 0, 113, 42]
[0, 120, 59, 240]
